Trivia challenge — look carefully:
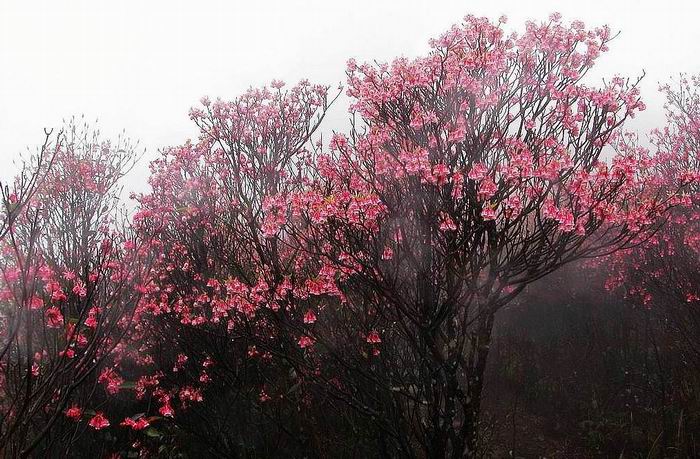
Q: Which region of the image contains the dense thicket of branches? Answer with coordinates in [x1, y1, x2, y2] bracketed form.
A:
[0, 14, 698, 459]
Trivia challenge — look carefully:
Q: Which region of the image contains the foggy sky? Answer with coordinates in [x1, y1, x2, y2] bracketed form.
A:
[1, 0, 699, 193]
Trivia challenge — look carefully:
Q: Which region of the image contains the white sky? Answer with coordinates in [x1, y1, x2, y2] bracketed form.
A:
[1, 0, 699, 194]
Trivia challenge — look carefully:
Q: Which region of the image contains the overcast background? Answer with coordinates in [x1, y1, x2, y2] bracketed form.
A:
[1, 0, 699, 194]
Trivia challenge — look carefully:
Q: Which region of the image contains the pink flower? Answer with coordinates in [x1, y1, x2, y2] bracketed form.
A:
[28, 296, 44, 310]
[88, 412, 110, 430]
[270, 79, 285, 89]
[366, 330, 382, 344]
[85, 308, 98, 328]
[65, 405, 82, 421]
[298, 335, 314, 349]
[48, 284, 67, 303]
[477, 178, 497, 200]
[179, 386, 203, 403]
[120, 417, 150, 430]
[59, 348, 75, 359]
[45, 307, 64, 328]
[76, 333, 88, 347]
[481, 207, 497, 221]
[303, 309, 317, 324]
[98, 368, 124, 395]
[467, 163, 488, 181]
[159, 403, 174, 418]
[72, 281, 87, 297]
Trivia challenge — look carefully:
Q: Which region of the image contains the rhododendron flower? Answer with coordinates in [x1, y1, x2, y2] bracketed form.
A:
[72, 281, 87, 297]
[298, 335, 314, 348]
[65, 405, 82, 421]
[134, 374, 161, 399]
[303, 309, 317, 324]
[481, 207, 497, 221]
[477, 178, 497, 200]
[38, 264, 53, 281]
[98, 368, 124, 395]
[45, 307, 64, 328]
[366, 331, 382, 344]
[28, 296, 44, 310]
[59, 348, 75, 359]
[179, 386, 203, 404]
[159, 403, 174, 418]
[120, 417, 150, 430]
[75, 333, 88, 347]
[50, 287, 67, 303]
[467, 163, 488, 181]
[88, 413, 110, 430]
[85, 307, 98, 328]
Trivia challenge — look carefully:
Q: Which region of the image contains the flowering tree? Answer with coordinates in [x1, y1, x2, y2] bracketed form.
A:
[11, 14, 694, 458]
[609, 75, 700, 355]
[110, 15, 694, 458]
[123, 81, 337, 456]
[268, 14, 692, 457]
[611, 77, 700, 332]
[0, 121, 149, 457]
[606, 75, 700, 453]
